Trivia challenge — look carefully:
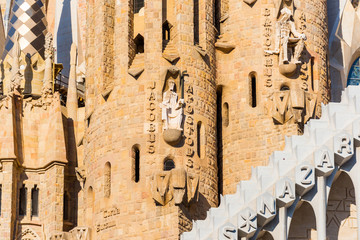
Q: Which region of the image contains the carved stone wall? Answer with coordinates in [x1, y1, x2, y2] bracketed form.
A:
[217, 0, 330, 195]
[83, 0, 218, 238]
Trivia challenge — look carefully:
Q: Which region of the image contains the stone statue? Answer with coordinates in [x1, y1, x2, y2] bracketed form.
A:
[266, 7, 306, 65]
[160, 80, 185, 131]
[9, 32, 22, 94]
[43, 32, 54, 94]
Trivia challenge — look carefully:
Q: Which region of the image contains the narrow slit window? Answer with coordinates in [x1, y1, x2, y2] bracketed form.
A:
[132, 145, 140, 182]
[197, 122, 205, 158]
[31, 185, 39, 217]
[223, 102, 229, 127]
[19, 185, 27, 216]
[311, 57, 314, 91]
[193, 0, 199, 45]
[249, 73, 257, 108]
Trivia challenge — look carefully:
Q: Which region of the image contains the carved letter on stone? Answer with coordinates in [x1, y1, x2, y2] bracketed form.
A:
[276, 177, 295, 207]
[219, 223, 238, 240]
[314, 147, 334, 176]
[257, 192, 276, 226]
[295, 164, 315, 196]
[334, 133, 354, 166]
[237, 208, 257, 238]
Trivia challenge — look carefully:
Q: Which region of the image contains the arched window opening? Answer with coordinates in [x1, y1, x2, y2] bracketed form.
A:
[249, 73, 257, 108]
[326, 172, 356, 239]
[288, 202, 316, 239]
[134, 0, 144, 13]
[31, 185, 39, 217]
[280, 85, 290, 91]
[134, 34, 144, 54]
[162, 20, 172, 42]
[197, 121, 205, 158]
[19, 185, 27, 216]
[104, 162, 111, 198]
[223, 102, 229, 127]
[193, 0, 199, 45]
[164, 159, 175, 171]
[132, 145, 140, 182]
[347, 57, 360, 86]
[63, 191, 70, 221]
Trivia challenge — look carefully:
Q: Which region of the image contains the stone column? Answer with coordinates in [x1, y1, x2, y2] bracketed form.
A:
[0, 160, 17, 239]
[43, 164, 65, 237]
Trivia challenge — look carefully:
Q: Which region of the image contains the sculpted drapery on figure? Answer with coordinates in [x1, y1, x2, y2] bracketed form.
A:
[266, 7, 306, 65]
[9, 33, 22, 95]
[160, 80, 185, 131]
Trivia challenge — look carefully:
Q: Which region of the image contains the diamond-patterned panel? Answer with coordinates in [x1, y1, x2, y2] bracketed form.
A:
[2, 0, 47, 59]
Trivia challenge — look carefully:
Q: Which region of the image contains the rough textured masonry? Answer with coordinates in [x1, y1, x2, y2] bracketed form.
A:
[0, 0, 359, 239]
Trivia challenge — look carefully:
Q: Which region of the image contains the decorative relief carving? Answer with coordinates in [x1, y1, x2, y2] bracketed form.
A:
[160, 80, 184, 131]
[265, 4, 306, 77]
[268, 89, 316, 124]
[43, 32, 54, 94]
[69, 227, 91, 240]
[160, 68, 185, 145]
[151, 168, 199, 206]
[237, 208, 257, 238]
[10, 32, 22, 95]
[18, 228, 41, 240]
[75, 167, 86, 189]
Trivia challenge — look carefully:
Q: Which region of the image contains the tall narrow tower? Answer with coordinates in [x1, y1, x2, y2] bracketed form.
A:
[216, 0, 330, 195]
[82, 0, 330, 239]
[83, 0, 218, 238]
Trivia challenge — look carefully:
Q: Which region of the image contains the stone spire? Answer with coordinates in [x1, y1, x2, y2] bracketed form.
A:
[3, 0, 48, 59]
[67, 43, 78, 122]
[42, 32, 54, 95]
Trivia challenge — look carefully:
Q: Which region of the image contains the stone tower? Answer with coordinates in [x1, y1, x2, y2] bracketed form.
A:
[216, 0, 330, 195]
[82, 0, 218, 238]
[81, 0, 331, 239]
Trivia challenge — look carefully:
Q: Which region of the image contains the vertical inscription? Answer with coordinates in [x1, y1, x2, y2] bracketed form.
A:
[147, 81, 156, 154]
[263, 8, 273, 88]
[185, 82, 195, 169]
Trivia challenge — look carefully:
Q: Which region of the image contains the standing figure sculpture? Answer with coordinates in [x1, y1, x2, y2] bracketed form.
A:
[160, 80, 185, 131]
[10, 32, 22, 94]
[266, 7, 306, 65]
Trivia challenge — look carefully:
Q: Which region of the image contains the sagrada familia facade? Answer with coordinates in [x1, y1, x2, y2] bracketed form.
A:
[0, 0, 359, 239]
